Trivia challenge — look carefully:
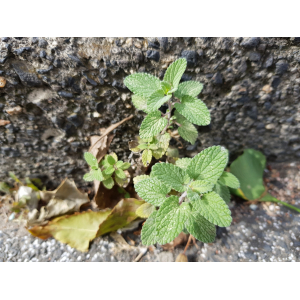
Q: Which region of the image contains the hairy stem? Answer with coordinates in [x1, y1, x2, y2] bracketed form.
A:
[161, 98, 173, 135]
[179, 191, 187, 205]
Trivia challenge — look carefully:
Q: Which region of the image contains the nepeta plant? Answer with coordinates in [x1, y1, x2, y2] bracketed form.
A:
[83, 152, 130, 189]
[124, 58, 240, 245]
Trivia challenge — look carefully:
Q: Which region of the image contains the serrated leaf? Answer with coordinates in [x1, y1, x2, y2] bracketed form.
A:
[84, 152, 98, 168]
[185, 209, 216, 243]
[152, 133, 171, 159]
[161, 81, 171, 94]
[110, 153, 118, 162]
[104, 166, 115, 175]
[107, 155, 116, 165]
[163, 58, 187, 88]
[213, 182, 231, 204]
[133, 175, 150, 184]
[218, 171, 240, 189]
[142, 149, 152, 167]
[102, 177, 114, 189]
[136, 203, 155, 218]
[151, 163, 190, 192]
[187, 188, 200, 202]
[83, 172, 95, 182]
[189, 180, 214, 194]
[156, 196, 191, 245]
[115, 161, 124, 168]
[174, 95, 210, 126]
[174, 81, 203, 99]
[131, 94, 151, 113]
[115, 169, 126, 179]
[139, 111, 167, 139]
[147, 90, 172, 112]
[124, 73, 162, 98]
[148, 144, 158, 150]
[178, 121, 198, 145]
[137, 143, 148, 150]
[193, 191, 232, 227]
[102, 172, 112, 180]
[92, 169, 104, 181]
[187, 146, 228, 183]
[141, 211, 159, 246]
[120, 162, 131, 170]
[175, 158, 192, 170]
[135, 178, 171, 206]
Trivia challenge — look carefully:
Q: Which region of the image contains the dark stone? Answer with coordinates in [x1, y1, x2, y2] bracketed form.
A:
[31, 37, 38, 44]
[39, 50, 46, 58]
[96, 102, 105, 114]
[186, 140, 199, 151]
[241, 37, 260, 48]
[248, 52, 261, 62]
[146, 50, 160, 62]
[246, 106, 258, 120]
[1, 147, 20, 157]
[236, 96, 250, 104]
[64, 122, 77, 137]
[212, 72, 223, 85]
[37, 65, 53, 74]
[183, 37, 192, 44]
[181, 50, 197, 67]
[275, 60, 289, 75]
[271, 76, 281, 88]
[68, 54, 83, 66]
[58, 90, 74, 98]
[83, 74, 98, 86]
[38, 39, 48, 48]
[14, 47, 32, 55]
[46, 55, 54, 62]
[264, 55, 274, 68]
[181, 74, 193, 82]
[264, 102, 271, 110]
[225, 112, 235, 122]
[67, 113, 84, 128]
[1, 37, 9, 42]
[148, 41, 160, 49]
[51, 116, 65, 128]
[0, 103, 4, 111]
[53, 58, 62, 68]
[112, 80, 125, 89]
[0, 57, 8, 64]
[99, 68, 107, 78]
[157, 37, 168, 52]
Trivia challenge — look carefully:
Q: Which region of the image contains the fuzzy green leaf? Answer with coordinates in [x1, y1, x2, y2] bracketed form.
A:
[175, 158, 192, 170]
[104, 166, 115, 176]
[193, 191, 232, 227]
[84, 152, 98, 168]
[147, 90, 172, 112]
[156, 197, 191, 245]
[107, 155, 116, 165]
[139, 111, 167, 139]
[92, 169, 104, 181]
[163, 58, 187, 88]
[187, 146, 228, 183]
[83, 172, 95, 182]
[187, 188, 200, 202]
[189, 180, 214, 194]
[160, 81, 171, 94]
[102, 177, 114, 189]
[137, 143, 148, 150]
[141, 211, 159, 245]
[115, 169, 126, 179]
[131, 94, 150, 113]
[178, 121, 198, 145]
[218, 171, 240, 189]
[151, 163, 190, 192]
[115, 161, 124, 168]
[136, 203, 155, 218]
[152, 133, 171, 159]
[124, 73, 161, 98]
[120, 162, 131, 170]
[185, 208, 216, 243]
[174, 95, 210, 126]
[133, 175, 150, 184]
[213, 182, 231, 204]
[114, 175, 127, 187]
[174, 81, 203, 99]
[135, 178, 171, 206]
[142, 149, 152, 167]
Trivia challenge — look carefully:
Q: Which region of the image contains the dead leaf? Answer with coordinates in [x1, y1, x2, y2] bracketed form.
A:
[6, 106, 23, 115]
[0, 120, 10, 126]
[161, 232, 189, 251]
[175, 253, 188, 262]
[28, 209, 112, 252]
[27, 178, 89, 226]
[0, 77, 6, 88]
[110, 232, 136, 253]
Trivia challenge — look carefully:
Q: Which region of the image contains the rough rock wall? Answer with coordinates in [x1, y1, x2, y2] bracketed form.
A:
[0, 37, 300, 187]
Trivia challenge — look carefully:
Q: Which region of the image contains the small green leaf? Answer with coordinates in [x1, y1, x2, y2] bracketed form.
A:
[152, 133, 171, 159]
[174, 81, 203, 99]
[175, 158, 192, 170]
[218, 171, 240, 189]
[156, 196, 191, 245]
[141, 211, 159, 246]
[0, 182, 11, 194]
[189, 180, 214, 194]
[139, 111, 168, 139]
[102, 172, 112, 180]
[163, 58, 187, 88]
[107, 155, 116, 165]
[147, 90, 172, 112]
[160, 81, 171, 94]
[102, 177, 114, 189]
[84, 152, 98, 168]
[151, 163, 190, 192]
[135, 178, 171, 206]
[114, 175, 127, 187]
[187, 188, 200, 202]
[193, 191, 232, 227]
[124, 73, 162, 98]
[136, 203, 155, 218]
[104, 166, 115, 175]
[92, 169, 104, 181]
[178, 120, 198, 145]
[115, 169, 126, 179]
[166, 147, 179, 158]
[187, 146, 228, 183]
[185, 209, 216, 243]
[83, 172, 94, 182]
[142, 149, 152, 167]
[213, 182, 231, 204]
[133, 175, 150, 184]
[115, 161, 124, 169]
[174, 95, 210, 126]
[131, 94, 151, 113]
[110, 153, 118, 162]
[148, 144, 159, 150]
[137, 143, 148, 150]
[120, 162, 131, 170]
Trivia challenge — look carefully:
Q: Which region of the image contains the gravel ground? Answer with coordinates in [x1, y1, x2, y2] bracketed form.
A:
[1, 162, 300, 262]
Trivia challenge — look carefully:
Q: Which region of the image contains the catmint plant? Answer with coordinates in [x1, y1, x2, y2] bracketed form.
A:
[124, 58, 240, 245]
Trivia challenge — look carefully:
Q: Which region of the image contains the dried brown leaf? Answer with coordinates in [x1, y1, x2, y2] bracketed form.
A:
[0, 120, 10, 126]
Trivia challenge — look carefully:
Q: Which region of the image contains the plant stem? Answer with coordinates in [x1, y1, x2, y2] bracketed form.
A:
[161, 98, 173, 135]
[260, 197, 300, 213]
[179, 191, 187, 205]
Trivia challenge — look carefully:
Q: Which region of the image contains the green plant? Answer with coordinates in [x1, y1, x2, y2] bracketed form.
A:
[124, 58, 240, 245]
[83, 152, 131, 189]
